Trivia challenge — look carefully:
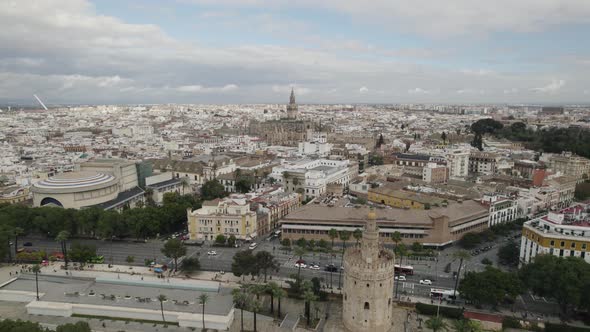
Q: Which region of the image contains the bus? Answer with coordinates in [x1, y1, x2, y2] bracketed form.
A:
[430, 288, 458, 301]
[394, 264, 414, 275]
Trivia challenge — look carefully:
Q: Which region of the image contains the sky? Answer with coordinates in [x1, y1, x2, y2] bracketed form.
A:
[1, 0, 590, 105]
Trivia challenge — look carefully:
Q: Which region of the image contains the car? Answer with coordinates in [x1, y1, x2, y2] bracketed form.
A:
[309, 263, 320, 270]
[295, 262, 307, 268]
[23, 242, 33, 247]
[395, 275, 406, 281]
[248, 243, 257, 250]
[325, 264, 338, 272]
[419, 279, 432, 285]
[207, 251, 217, 256]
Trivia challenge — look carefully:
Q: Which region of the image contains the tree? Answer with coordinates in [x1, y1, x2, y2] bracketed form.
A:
[255, 251, 278, 282]
[200, 179, 226, 200]
[575, 182, 590, 200]
[236, 176, 254, 194]
[56, 321, 92, 332]
[13, 226, 24, 258]
[328, 228, 338, 250]
[471, 118, 504, 135]
[198, 293, 209, 330]
[274, 286, 287, 318]
[266, 281, 281, 314]
[180, 257, 200, 272]
[161, 238, 187, 271]
[56, 230, 70, 269]
[232, 288, 249, 332]
[353, 228, 362, 245]
[227, 234, 237, 247]
[452, 250, 471, 299]
[497, 241, 519, 266]
[32, 264, 41, 300]
[425, 316, 447, 332]
[126, 255, 135, 265]
[339, 230, 351, 249]
[231, 250, 258, 280]
[0, 319, 48, 332]
[376, 133, 385, 148]
[441, 131, 447, 144]
[294, 246, 306, 280]
[69, 242, 97, 264]
[411, 241, 423, 252]
[458, 232, 481, 249]
[459, 266, 523, 307]
[215, 234, 227, 245]
[391, 231, 402, 249]
[303, 289, 318, 327]
[471, 133, 484, 151]
[157, 294, 167, 323]
[453, 319, 482, 332]
[520, 255, 590, 316]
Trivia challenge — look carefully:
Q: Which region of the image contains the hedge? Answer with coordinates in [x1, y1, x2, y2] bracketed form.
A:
[415, 303, 464, 319]
[502, 317, 522, 329]
[545, 323, 590, 332]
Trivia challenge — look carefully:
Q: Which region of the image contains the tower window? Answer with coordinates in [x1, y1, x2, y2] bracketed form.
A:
[364, 302, 370, 310]
[366, 284, 370, 288]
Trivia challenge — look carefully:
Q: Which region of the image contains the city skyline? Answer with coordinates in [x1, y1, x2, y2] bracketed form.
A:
[1, 0, 590, 104]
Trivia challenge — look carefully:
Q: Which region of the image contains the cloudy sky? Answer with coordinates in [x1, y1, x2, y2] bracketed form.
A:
[1, 0, 590, 105]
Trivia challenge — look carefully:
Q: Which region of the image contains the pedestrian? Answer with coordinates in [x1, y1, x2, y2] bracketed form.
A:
[9, 272, 11, 276]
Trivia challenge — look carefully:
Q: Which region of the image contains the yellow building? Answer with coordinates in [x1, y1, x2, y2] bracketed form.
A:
[187, 196, 257, 241]
[368, 185, 443, 209]
[0, 186, 29, 205]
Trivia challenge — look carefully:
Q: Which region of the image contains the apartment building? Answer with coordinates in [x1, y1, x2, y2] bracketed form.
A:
[446, 148, 470, 178]
[468, 151, 498, 175]
[187, 196, 257, 241]
[548, 152, 590, 182]
[422, 162, 449, 184]
[480, 194, 518, 227]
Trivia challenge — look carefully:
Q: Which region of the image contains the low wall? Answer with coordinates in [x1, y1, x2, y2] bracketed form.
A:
[25, 301, 232, 330]
[0, 290, 40, 302]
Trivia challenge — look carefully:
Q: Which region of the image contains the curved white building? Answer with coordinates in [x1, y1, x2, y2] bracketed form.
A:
[32, 159, 144, 210]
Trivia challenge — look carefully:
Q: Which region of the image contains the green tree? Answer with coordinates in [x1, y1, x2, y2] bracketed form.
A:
[236, 176, 254, 194]
[255, 250, 278, 282]
[55, 230, 70, 269]
[391, 231, 402, 249]
[459, 266, 523, 307]
[498, 241, 519, 266]
[452, 250, 471, 299]
[453, 319, 482, 332]
[201, 179, 227, 200]
[328, 228, 338, 250]
[13, 226, 24, 258]
[232, 288, 249, 332]
[55, 321, 92, 332]
[339, 230, 351, 249]
[274, 286, 287, 318]
[32, 264, 41, 300]
[425, 316, 447, 332]
[215, 234, 227, 245]
[458, 232, 481, 249]
[0, 319, 48, 332]
[353, 228, 362, 245]
[251, 299, 262, 332]
[520, 255, 590, 316]
[281, 238, 291, 247]
[303, 289, 318, 327]
[198, 293, 209, 330]
[69, 242, 97, 264]
[161, 238, 187, 271]
[126, 255, 135, 265]
[181, 257, 200, 272]
[157, 294, 167, 323]
[411, 241, 424, 252]
[441, 131, 447, 144]
[227, 234, 237, 247]
[266, 281, 281, 314]
[231, 250, 258, 280]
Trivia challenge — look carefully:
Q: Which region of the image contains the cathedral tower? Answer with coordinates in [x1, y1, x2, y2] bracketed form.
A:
[342, 208, 396, 332]
[286, 88, 298, 119]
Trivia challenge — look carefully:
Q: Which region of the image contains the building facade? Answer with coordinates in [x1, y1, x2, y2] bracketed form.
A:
[446, 149, 470, 179]
[187, 197, 257, 241]
[520, 205, 590, 265]
[548, 152, 590, 182]
[368, 185, 443, 210]
[342, 209, 395, 332]
[422, 162, 448, 184]
[480, 194, 518, 227]
[468, 152, 498, 175]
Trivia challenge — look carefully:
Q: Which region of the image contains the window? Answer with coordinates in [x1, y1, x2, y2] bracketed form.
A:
[367, 284, 370, 288]
[550, 240, 555, 247]
[571, 242, 576, 249]
[364, 302, 370, 310]
[583, 243, 587, 250]
[560, 241, 565, 248]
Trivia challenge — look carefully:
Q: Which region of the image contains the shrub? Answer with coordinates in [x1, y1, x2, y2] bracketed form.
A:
[415, 303, 463, 319]
[545, 323, 590, 332]
[481, 258, 492, 265]
[502, 317, 522, 329]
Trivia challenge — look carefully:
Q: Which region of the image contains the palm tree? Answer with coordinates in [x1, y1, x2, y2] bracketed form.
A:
[32, 264, 41, 300]
[453, 319, 482, 332]
[328, 228, 338, 250]
[426, 316, 447, 332]
[391, 231, 402, 249]
[13, 227, 24, 257]
[294, 246, 306, 281]
[275, 288, 286, 318]
[232, 288, 248, 332]
[249, 284, 266, 301]
[394, 243, 408, 298]
[303, 290, 318, 327]
[251, 299, 262, 332]
[353, 228, 362, 246]
[266, 282, 280, 314]
[55, 230, 70, 269]
[198, 294, 209, 330]
[452, 250, 471, 300]
[157, 294, 167, 323]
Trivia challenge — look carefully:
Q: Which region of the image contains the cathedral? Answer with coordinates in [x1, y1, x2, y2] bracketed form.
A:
[248, 89, 313, 146]
[342, 209, 396, 332]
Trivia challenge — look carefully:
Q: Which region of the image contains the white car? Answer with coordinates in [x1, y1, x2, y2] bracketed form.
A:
[207, 251, 217, 256]
[395, 275, 406, 281]
[248, 243, 257, 250]
[295, 262, 307, 268]
[419, 279, 432, 285]
[309, 264, 320, 270]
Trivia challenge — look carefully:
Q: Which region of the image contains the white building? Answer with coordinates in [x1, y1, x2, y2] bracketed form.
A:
[446, 148, 470, 179]
[481, 194, 518, 227]
[187, 196, 257, 241]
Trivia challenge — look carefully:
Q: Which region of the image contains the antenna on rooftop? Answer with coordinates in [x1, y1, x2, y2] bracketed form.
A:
[33, 94, 48, 111]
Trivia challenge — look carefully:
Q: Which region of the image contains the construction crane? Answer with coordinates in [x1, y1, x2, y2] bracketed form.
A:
[33, 94, 48, 111]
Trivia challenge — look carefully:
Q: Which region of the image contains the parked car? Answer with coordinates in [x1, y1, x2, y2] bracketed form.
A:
[325, 264, 338, 272]
[309, 263, 320, 270]
[23, 242, 33, 247]
[395, 275, 406, 281]
[207, 251, 217, 256]
[295, 259, 307, 268]
[248, 243, 257, 250]
[419, 279, 432, 285]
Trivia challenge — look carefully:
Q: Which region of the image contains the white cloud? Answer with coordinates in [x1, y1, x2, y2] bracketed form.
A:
[408, 88, 429, 94]
[456, 88, 487, 95]
[359, 86, 369, 93]
[272, 85, 311, 96]
[460, 68, 494, 76]
[177, 84, 239, 93]
[532, 79, 566, 93]
[503, 88, 519, 94]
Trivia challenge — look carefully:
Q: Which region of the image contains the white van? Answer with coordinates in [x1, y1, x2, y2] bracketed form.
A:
[248, 242, 257, 250]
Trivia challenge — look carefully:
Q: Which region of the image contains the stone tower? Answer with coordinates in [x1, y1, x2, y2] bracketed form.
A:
[286, 88, 298, 119]
[342, 209, 396, 332]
